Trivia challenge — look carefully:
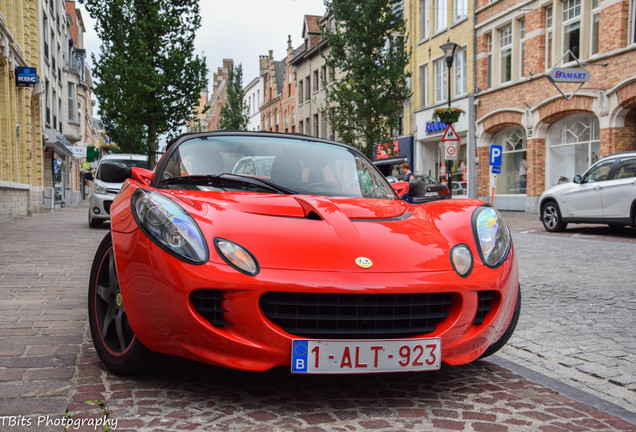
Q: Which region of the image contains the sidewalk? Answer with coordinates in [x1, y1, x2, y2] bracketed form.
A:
[0, 205, 106, 423]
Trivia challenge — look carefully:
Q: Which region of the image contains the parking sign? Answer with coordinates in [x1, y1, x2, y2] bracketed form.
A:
[490, 145, 502, 166]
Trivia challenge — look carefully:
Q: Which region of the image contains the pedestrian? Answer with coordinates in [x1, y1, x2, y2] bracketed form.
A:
[399, 162, 415, 203]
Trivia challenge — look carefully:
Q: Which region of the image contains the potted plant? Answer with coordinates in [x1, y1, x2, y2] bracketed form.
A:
[433, 106, 464, 124]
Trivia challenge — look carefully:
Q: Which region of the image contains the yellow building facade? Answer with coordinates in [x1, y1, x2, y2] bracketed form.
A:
[0, 0, 44, 220]
[405, 0, 476, 195]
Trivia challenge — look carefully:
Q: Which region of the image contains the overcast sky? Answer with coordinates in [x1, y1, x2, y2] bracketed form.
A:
[78, 0, 326, 90]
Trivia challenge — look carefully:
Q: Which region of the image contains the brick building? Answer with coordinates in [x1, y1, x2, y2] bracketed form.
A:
[474, 0, 636, 211]
[205, 59, 233, 132]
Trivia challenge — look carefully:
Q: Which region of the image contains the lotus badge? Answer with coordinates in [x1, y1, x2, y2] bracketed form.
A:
[355, 257, 373, 269]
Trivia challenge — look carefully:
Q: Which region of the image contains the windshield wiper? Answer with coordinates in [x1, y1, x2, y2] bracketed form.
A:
[158, 174, 296, 195]
[216, 173, 297, 195]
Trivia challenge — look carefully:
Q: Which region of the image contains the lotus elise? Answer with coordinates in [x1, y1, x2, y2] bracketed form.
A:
[88, 131, 520, 375]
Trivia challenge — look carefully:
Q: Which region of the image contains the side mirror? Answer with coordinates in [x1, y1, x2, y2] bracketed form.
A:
[99, 162, 132, 183]
[572, 175, 582, 184]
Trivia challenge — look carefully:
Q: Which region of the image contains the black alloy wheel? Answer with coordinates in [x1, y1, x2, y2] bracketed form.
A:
[88, 233, 150, 375]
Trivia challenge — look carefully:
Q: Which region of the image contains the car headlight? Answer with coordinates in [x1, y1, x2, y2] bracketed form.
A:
[214, 238, 260, 276]
[472, 206, 511, 268]
[131, 189, 208, 264]
[94, 182, 108, 195]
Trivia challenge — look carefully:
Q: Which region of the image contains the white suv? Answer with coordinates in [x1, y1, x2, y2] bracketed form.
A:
[88, 153, 148, 228]
[539, 151, 636, 232]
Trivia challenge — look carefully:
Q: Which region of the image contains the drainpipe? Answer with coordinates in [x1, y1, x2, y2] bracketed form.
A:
[469, 0, 478, 199]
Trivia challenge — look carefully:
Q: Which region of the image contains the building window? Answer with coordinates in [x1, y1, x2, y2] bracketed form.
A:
[420, 0, 429, 40]
[434, 58, 446, 103]
[299, 120, 304, 134]
[434, 0, 447, 33]
[499, 25, 512, 83]
[547, 114, 600, 188]
[487, 33, 492, 89]
[299, 80, 304, 104]
[454, 0, 467, 22]
[493, 127, 527, 194]
[519, 18, 526, 77]
[67, 83, 76, 122]
[305, 77, 311, 101]
[546, 7, 553, 68]
[591, 0, 600, 55]
[313, 114, 319, 137]
[313, 70, 319, 92]
[454, 48, 467, 96]
[420, 64, 429, 108]
[631, 0, 636, 44]
[284, 110, 289, 130]
[563, 0, 581, 62]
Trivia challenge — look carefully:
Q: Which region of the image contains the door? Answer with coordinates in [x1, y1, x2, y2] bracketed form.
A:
[564, 159, 615, 218]
[601, 156, 636, 218]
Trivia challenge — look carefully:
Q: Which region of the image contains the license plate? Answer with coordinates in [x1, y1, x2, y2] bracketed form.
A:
[291, 338, 441, 374]
[425, 191, 439, 197]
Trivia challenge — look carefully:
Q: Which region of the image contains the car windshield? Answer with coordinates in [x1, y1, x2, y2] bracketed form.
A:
[157, 135, 396, 199]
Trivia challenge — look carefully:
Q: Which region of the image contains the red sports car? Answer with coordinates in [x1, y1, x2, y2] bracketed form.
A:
[89, 131, 520, 375]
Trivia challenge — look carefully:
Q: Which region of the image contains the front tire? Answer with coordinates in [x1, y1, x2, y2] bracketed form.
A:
[541, 201, 567, 232]
[88, 213, 102, 228]
[88, 233, 150, 375]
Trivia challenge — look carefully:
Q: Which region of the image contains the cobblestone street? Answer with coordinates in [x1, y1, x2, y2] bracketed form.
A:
[0, 205, 634, 431]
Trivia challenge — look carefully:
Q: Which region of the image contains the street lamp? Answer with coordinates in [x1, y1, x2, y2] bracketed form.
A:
[439, 39, 459, 197]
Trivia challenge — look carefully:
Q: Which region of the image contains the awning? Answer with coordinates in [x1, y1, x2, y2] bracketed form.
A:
[43, 128, 74, 158]
[373, 157, 408, 166]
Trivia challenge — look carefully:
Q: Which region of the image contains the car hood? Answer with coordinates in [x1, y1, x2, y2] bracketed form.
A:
[169, 192, 483, 273]
[541, 181, 575, 197]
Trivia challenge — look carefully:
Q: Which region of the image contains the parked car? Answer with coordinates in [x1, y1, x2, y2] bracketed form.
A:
[393, 174, 451, 203]
[88, 153, 148, 228]
[88, 131, 519, 375]
[539, 151, 636, 232]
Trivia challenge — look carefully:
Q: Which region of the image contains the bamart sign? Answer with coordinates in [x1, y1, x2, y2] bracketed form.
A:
[425, 121, 448, 134]
[15, 67, 38, 87]
[547, 67, 590, 83]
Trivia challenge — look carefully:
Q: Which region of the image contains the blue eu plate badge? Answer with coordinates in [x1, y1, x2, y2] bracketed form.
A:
[292, 340, 308, 373]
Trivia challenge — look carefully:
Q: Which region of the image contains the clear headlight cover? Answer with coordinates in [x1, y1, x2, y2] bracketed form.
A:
[472, 206, 511, 268]
[214, 238, 260, 276]
[450, 244, 473, 277]
[94, 182, 108, 195]
[131, 189, 208, 264]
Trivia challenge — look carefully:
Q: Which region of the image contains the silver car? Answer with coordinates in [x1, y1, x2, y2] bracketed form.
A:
[88, 154, 148, 228]
[539, 151, 636, 232]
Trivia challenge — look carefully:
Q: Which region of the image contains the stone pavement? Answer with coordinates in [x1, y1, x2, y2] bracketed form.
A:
[0, 205, 634, 431]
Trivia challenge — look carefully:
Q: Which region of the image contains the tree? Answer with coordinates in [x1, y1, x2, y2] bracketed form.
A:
[80, 0, 208, 167]
[321, 0, 411, 158]
[218, 64, 249, 130]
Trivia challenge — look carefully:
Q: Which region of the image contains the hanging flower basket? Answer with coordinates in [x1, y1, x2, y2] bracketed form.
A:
[433, 107, 464, 124]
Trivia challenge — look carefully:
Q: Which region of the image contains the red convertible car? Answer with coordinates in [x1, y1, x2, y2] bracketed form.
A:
[89, 131, 520, 375]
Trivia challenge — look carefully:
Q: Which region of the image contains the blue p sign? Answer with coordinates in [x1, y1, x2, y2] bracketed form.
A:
[490, 145, 502, 166]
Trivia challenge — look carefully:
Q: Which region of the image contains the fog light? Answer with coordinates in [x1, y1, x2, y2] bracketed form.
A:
[93, 208, 100, 214]
[450, 244, 473, 277]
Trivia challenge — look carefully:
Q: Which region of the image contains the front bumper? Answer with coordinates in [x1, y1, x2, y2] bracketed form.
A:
[113, 230, 519, 371]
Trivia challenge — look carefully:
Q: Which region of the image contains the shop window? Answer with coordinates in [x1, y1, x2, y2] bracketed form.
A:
[493, 127, 527, 194]
[547, 114, 600, 188]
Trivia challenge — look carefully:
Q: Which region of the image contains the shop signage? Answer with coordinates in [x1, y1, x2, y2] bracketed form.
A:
[68, 146, 87, 158]
[425, 121, 448, 134]
[15, 67, 38, 87]
[375, 140, 399, 160]
[547, 67, 590, 83]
